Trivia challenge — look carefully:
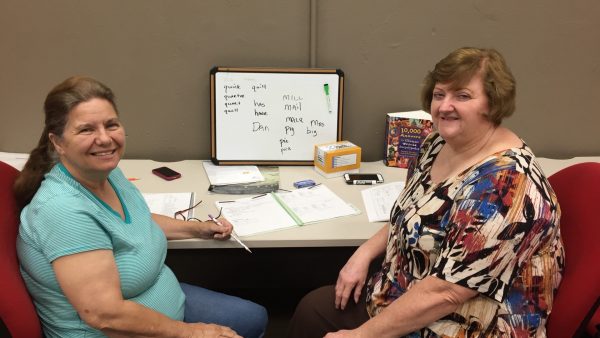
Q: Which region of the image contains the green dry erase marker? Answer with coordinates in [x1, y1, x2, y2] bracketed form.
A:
[323, 83, 332, 113]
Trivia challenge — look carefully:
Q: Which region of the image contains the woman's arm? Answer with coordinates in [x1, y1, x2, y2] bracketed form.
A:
[328, 276, 478, 338]
[151, 213, 232, 240]
[53, 249, 240, 338]
[335, 223, 389, 310]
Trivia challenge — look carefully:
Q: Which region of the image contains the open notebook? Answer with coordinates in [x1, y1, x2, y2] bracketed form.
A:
[216, 184, 360, 236]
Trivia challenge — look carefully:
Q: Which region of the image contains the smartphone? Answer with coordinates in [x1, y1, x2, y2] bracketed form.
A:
[152, 166, 181, 181]
[344, 173, 384, 185]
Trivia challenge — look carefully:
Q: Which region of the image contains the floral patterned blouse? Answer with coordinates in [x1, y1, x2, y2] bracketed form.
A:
[366, 132, 564, 337]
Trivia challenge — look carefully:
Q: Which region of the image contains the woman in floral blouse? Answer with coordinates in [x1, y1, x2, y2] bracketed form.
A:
[288, 47, 564, 337]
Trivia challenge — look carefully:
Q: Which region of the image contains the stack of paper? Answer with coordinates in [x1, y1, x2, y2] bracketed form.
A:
[202, 161, 264, 185]
[209, 166, 280, 195]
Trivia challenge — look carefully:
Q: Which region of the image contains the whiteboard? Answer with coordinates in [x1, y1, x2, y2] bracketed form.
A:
[210, 67, 344, 165]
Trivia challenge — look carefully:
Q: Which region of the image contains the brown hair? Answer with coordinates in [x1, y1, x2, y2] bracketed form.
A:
[421, 47, 516, 125]
[13, 76, 117, 209]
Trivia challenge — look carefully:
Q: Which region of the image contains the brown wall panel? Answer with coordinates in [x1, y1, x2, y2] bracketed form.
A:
[1, 1, 598, 161]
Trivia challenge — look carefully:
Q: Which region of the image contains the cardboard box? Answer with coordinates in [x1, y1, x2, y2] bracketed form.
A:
[314, 141, 361, 178]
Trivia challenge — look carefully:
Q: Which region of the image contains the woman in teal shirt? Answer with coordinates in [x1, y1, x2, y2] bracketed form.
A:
[14, 76, 267, 338]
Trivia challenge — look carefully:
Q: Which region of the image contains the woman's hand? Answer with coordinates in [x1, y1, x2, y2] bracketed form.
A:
[324, 329, 362, 338]
[196, 216, 234, 240]
[335, 249, 372, 310]
[187, 322, 241, 338]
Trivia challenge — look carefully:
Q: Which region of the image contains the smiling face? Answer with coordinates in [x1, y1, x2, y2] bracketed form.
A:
[49, 98, 125, 182]
[430, 73, 495, 146]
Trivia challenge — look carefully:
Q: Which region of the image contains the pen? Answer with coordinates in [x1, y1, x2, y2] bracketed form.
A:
[208, 214, 252, 253]
[323, 83, 332, 113]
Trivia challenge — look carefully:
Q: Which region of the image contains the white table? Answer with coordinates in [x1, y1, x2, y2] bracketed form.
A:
[118, 157, 600, 249]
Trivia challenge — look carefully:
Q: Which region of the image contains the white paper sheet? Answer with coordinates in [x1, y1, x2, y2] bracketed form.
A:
[0, 152, 29, 171]
[216, 194, 298, 236]
[143, 192, 195, 218]
[276, 184, 360, 224]
[202, 161, 264, 185]
[361, 181, 405, 222]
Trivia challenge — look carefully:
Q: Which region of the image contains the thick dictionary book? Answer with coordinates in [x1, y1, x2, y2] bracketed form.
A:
[384, 110, 433, 168]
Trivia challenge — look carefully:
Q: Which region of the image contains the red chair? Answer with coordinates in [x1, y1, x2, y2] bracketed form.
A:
[547, 162, 600, 337]
[0, 161, 43, 338]
[587, 304, 600, 337]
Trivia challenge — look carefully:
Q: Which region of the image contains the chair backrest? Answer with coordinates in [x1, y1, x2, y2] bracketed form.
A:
[586, 301, 600, 336]
[547, 162, 600, 337]
[0, 161, 43, 338]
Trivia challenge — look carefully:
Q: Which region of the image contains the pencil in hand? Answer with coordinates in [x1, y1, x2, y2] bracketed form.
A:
[208, 214, 252, 253]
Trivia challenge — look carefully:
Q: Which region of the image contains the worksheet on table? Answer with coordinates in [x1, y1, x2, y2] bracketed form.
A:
[361, 181, 405, 222]
[216, 185, 359, 236]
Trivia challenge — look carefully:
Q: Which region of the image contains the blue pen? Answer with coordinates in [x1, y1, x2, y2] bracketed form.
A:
[208, 214, 252, 253]
[323, 83, 332, 113]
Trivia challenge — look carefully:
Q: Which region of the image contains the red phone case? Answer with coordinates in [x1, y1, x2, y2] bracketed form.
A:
[152, 167, 181, 181]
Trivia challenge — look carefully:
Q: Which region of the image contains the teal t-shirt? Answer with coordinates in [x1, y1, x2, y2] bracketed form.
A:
[17, 163, 185, 338]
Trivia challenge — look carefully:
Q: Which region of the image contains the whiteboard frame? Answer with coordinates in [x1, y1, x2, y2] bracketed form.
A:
[210, 67, 344, 165]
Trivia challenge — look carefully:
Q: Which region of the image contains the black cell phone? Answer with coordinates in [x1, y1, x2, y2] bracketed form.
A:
[152, 166, 181, 181]
[343, 173, 384, 185]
